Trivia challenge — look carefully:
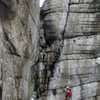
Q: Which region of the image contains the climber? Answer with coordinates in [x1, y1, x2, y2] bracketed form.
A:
[63, 87, 72, 100]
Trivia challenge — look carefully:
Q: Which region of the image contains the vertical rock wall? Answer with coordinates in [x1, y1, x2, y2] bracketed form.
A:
[38, 0, 100, 100]
[0, 0, 100, 100]
[0, 0, 39, 100]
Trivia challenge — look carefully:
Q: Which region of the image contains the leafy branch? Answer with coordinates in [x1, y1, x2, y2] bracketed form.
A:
[90, 0, 100, 9]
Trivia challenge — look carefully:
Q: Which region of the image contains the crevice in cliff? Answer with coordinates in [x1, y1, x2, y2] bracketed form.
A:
[49, 0, 71, 78]
[65, 33, 100, 39]
[25, 0, 29, 8]
[78, 76, 84, 99]
[3, 30, 21, 57]
[30, 14, 37, 27]
[62, 0, 71, 40]
[31, 59, 40, 98]
[37, 0, 73, 98]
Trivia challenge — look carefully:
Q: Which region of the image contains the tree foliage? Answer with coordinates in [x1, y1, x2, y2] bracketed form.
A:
[90, 0, 100, 9]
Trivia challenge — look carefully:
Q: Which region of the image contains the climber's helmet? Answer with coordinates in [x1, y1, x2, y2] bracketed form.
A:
[66, 87, 69, 90]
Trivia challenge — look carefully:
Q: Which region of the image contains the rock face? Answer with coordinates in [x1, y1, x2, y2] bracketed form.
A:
[0, 0, 39, 100]
[0, 0, 100, 100]
[37, 0, 100, 100]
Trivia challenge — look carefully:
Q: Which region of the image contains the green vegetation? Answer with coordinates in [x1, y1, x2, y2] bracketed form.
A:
[96, 63, 100, 73]
[28, 81, 37, 100]
[29, 81, 34, 98]
[92, 0, 100, 3]
[90, 0, 100, 9]
[95, 47, 100, 54]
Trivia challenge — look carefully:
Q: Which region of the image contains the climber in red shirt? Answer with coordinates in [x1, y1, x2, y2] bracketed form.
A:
[63, 87, 72, 100]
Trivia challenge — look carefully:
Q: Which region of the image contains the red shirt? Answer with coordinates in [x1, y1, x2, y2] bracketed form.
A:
[69, 91, 72, 97]
[66, 90, 72, 97]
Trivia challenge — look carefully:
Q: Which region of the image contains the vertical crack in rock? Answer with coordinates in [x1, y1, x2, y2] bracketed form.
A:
[48, 0, 71, 78]
[48, 0, 71, 90]
[3, 30, 21, 57]
[62, 0, 71, 40]
[37, 0, 72, 98]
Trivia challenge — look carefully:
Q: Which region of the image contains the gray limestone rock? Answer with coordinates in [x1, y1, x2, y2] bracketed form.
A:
[0, 0, 39, 100]
[0, 0, 100, 100]
[38, 0, 100, 100]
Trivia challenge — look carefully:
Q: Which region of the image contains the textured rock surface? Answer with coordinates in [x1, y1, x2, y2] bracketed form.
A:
[37, 0, 100, 100]
[0, 0, 39, 100]
[0, 0, 100, 100]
